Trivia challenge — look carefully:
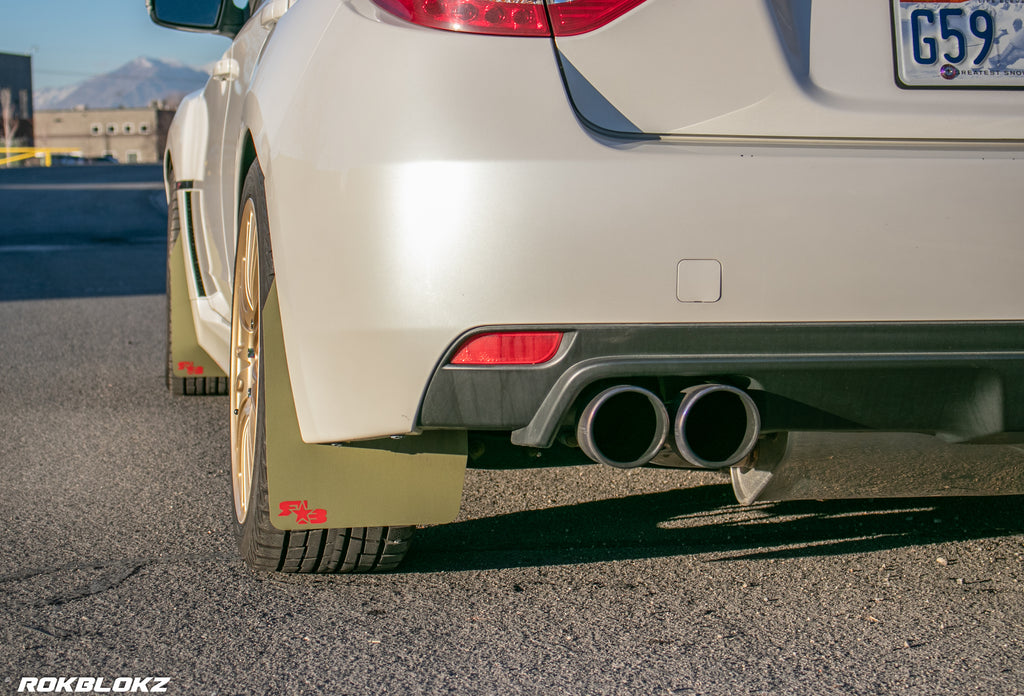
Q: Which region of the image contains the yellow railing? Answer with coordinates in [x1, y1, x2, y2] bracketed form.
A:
[0, 147, 84, 167]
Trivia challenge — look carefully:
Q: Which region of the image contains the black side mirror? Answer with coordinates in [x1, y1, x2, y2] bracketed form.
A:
[147, 0, 248, 38]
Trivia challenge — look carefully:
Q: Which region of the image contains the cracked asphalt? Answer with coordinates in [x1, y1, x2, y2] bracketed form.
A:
[1, 166, 1023, 695]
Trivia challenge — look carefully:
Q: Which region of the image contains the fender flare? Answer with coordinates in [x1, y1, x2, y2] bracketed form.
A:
[164, 90, 210, 187]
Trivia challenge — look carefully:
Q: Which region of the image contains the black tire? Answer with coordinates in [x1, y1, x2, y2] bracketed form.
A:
[165, 177, 229, 396]
[232, 160, 414, 573]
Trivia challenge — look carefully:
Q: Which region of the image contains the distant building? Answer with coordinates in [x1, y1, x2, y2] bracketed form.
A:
[0, 52, 34, 146]
[34, 106, 174, 164]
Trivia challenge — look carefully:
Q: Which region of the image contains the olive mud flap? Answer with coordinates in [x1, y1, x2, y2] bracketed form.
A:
[262, 285, 467, 531]
[169, 234, 227, 381]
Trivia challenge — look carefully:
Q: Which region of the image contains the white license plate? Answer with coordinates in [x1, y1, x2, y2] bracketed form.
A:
[893, 0, 1024, 87]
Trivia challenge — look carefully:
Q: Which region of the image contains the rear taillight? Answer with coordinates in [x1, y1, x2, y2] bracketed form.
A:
[546, 0, 647, 36]
[371, 0, 550, 36]
[370, 0, 646, 36]
[450, 332, 563, 365]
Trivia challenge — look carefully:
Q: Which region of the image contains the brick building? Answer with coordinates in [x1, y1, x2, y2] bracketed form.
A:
[34, 107, 175, 164]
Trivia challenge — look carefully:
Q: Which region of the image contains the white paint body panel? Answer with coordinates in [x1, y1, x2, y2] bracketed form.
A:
[164, 93, 209, 189]
[555, 0, 1024, 139]
[166, 0, 1024, 443]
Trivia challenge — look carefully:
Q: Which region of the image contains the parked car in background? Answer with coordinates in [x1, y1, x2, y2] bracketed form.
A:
[150, 0, 1024, 573]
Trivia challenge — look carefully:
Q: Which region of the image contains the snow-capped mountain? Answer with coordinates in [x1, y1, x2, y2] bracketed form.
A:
[34, 57, 210, 110]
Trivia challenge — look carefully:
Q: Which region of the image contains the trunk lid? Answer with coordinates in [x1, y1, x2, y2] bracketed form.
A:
[550, 0, 1024, 141]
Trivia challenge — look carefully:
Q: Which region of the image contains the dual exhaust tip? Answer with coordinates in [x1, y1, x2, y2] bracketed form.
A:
[576, 384, 760, 469]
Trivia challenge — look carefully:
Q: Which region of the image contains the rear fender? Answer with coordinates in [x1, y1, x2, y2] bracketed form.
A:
[261, 283, 467, 530]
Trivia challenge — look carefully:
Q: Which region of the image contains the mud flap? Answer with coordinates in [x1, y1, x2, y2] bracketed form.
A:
[168, 233, 226, 380]
[261, 284, 467, 531]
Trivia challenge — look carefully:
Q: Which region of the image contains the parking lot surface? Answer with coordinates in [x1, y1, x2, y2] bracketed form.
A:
[1, 166, 1022, 695]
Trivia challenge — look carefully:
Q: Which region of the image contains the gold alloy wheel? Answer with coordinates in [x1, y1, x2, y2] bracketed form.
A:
[230, 198, 260, 524]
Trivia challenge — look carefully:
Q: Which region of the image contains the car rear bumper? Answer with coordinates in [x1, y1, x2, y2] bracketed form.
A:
[420, 321, 1024, 447]
[258, 1, 1024, 444]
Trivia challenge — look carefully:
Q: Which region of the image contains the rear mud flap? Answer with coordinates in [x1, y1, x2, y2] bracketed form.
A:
[262, 285, 467, 531]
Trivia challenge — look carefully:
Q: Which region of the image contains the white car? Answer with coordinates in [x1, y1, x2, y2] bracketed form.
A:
[150, 0, 1024, 573]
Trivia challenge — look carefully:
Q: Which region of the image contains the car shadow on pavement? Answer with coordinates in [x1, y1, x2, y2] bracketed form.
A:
[403, 485, 1024, 573]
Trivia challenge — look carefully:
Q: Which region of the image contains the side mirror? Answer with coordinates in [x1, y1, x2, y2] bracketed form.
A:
[147, 0, 248, 38]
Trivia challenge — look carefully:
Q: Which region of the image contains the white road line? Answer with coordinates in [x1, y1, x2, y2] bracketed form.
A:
[0, 182, 164, 191]
[0, 245, 82, 253]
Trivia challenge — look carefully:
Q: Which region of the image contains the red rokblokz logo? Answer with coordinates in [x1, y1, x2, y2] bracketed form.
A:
[278, 500, 327, 524]
[18, 677, 170, 693]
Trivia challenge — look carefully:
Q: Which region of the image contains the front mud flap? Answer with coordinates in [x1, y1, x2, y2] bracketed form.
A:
[261, 285, 467, 531]
[732, 432, 1024, 504]
[169, 234, 226, 380]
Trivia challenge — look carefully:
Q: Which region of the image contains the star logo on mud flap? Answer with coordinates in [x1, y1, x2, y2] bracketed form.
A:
[278, 500, 327, 524]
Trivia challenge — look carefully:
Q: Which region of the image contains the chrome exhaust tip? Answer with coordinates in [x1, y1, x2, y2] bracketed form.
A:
[577, 385, 670, 469]
[672, 384, 760, 469]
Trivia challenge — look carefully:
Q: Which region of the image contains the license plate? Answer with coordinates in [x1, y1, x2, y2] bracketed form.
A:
[892, 0, 1024, 87]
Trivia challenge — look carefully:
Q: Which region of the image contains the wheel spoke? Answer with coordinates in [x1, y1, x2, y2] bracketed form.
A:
[237, 398, 256, 508]
[243, 220, 259, 320]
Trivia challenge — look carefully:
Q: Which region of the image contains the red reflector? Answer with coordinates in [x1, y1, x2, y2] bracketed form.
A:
[372, 0, 550, 36]
[451, 332, 563, 365]
[548, 0, 647, 36]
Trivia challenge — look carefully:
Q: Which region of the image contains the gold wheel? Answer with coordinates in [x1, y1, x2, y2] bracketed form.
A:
[230, 198, 260, 524]
[228, 160, 417, 574]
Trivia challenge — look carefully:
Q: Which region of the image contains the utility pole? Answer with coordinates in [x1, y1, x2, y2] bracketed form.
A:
[1, 88, 19, 167]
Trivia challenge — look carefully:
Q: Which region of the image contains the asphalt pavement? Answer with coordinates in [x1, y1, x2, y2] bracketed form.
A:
[0, 164, 166, 301]
[1, 165, 1022, 695]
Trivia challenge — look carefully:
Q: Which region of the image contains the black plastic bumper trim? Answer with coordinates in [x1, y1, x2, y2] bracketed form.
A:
[418, 322, 1024, 448]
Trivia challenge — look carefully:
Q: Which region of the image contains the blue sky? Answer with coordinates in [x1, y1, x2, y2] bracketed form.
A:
[3, 1, 231, 89]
